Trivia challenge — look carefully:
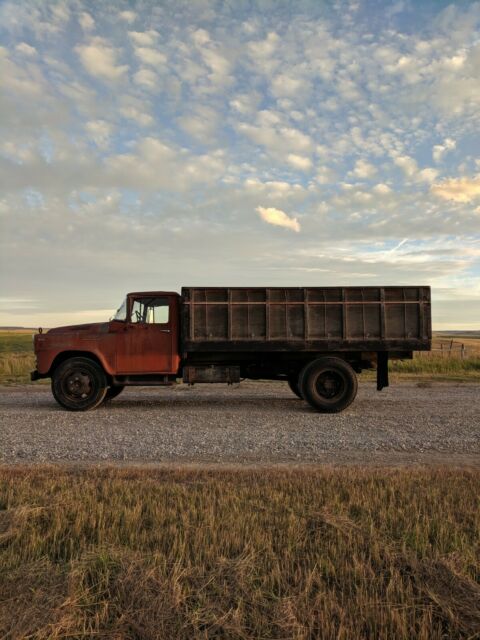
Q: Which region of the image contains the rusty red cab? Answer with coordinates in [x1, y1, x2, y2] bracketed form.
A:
[32, 286, 432, 412]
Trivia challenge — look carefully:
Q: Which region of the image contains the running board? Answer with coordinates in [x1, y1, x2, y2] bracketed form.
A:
[112, 375, 177, 386]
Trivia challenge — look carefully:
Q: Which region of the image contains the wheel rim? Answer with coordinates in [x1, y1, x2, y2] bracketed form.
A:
[314, 370, 345, 400]
[61, 368, 96, 401]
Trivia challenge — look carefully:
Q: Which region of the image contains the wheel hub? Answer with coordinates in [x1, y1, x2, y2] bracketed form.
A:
[316, 372, 343, 399]
[65, 372, 92, 398]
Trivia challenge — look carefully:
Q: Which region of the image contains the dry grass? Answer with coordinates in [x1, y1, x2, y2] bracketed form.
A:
[0, 466, 479, 639]
[0, 353, 36, 384]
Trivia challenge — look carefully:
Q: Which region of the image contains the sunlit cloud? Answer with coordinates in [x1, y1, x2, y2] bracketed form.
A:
[256, 206, 300, 232]
[431, 175, 480, 203]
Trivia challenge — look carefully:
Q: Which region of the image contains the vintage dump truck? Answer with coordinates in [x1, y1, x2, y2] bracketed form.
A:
[32, 286, 431, 412]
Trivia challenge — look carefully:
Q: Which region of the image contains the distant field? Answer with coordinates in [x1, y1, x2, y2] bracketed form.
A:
[0, 330, 479, 385]
[0, 466, 479, 639]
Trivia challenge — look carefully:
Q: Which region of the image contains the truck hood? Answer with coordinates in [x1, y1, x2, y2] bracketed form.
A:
[46, 322, 109, 335]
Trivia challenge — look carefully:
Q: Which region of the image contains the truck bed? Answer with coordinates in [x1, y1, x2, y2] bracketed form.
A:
[181, 287, 431, 353]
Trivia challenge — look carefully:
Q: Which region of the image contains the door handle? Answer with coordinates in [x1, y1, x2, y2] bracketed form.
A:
[160, 329, 171, 333]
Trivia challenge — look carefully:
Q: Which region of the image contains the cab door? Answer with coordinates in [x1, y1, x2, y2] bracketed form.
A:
[115, 295, 176, 374]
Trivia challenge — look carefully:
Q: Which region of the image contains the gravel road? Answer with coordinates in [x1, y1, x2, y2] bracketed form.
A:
[0, 381, 479, 466]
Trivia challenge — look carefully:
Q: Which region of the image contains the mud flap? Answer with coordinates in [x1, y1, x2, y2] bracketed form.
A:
[377, 352, 389, 391]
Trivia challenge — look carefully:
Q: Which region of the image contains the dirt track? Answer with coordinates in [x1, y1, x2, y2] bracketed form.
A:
[0, 381, 479, 466]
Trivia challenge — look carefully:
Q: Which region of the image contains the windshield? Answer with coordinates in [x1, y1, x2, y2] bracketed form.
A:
[113, 298, 127, 321]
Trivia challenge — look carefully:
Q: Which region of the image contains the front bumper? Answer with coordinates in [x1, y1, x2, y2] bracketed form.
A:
[31, 370, 41, 381]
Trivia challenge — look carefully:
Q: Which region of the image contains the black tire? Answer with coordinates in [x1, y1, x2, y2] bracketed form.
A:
[299, 357, 358, 413]
[287, 376, 303, 399]
[51, 357, 107, 411]
[105, 385, 125, 400]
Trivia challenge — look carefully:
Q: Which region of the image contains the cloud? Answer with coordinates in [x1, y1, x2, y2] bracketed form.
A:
[256, 206, 300, 232]
[79, 12, 94, 32]
[134, 47, 166, 66]
[373, 183, 392, 195]
[85, 120, 112, 148]
[76, 38, 128, 80]
[393, 155, 438, 183]
[351, 159, 377, 179]
[431, 175, 480, 203]
[119, 11, 136, 24]
[237, 117, 313, 157]
[432, 137, 456, 163]
[287, 153, 312, 171]
[119, 105, 154, 127]
[177, 105, 219, 142]
[133, 68, 158, 89]
[15, 42, 37, 56]
[393, 154, 417, 177]
[244, 179, 305, 200]
[417, 167, 439, 184]
[271, 73, 310, 98]
[128, 30, 158, 47]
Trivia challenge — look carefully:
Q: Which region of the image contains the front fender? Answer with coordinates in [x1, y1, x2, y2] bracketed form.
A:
[37, 347, 115, 377]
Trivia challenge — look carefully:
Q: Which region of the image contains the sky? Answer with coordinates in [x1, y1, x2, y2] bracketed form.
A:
[1, 0, 480, 329]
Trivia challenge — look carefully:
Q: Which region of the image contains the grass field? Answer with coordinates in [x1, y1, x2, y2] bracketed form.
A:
[0, 466, 479, 639]
[1, 330, 479, 385]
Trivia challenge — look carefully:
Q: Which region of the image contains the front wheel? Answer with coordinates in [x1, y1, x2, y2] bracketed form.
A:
[51, 357, 107, 411]
[299, 357, 358, 413]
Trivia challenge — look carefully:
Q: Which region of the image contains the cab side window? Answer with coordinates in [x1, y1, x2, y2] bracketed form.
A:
[131, 297, 170, 324]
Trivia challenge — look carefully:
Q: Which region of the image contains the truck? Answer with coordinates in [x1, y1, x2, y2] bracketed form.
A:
[31, 286, 432, 412]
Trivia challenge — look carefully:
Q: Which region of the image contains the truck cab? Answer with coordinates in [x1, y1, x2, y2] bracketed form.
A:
[32, 292, 181, 410]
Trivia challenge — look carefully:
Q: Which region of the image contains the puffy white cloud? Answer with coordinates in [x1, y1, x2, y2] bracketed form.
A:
[351, 159, 377, 179]
[133, 68, 158, 90]
[128, 30, 158, 47]
[119, 11, 136, 24]
[237, 117, 313, 157]
[373, 183, 392, 195]
[248, 31, 279, 59]
[256, 206, 300, 232]
[431, 175, 480, 203]
[85, 120, 112, 148]
[393, 154, 417, 177]
[177, 105, 219, 142]
[287, 153, 312, 171]
[76, 38, 128, 80]
[417, 168, 439, 184]
[134, 47, 166, 66]
[433, 138, 456, 163]
[271, 73, 310, 98]
[244, 178, 305, 200]
[15, 42, 37, 56]
[79, 12, 94, 32]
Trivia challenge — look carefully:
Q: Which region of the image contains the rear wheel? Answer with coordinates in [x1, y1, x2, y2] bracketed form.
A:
[299, 357, 357, 413]
[287, 375, 303, 399]
[51, 357, 107, 411]
[105, 385, 125, 400]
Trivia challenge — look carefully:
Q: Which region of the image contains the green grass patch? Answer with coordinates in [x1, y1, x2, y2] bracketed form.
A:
[0, 466, 479, 639]
[0, 332, 41, 384]
[0, 331, 34, 354]
[388, 355, 480, 380]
